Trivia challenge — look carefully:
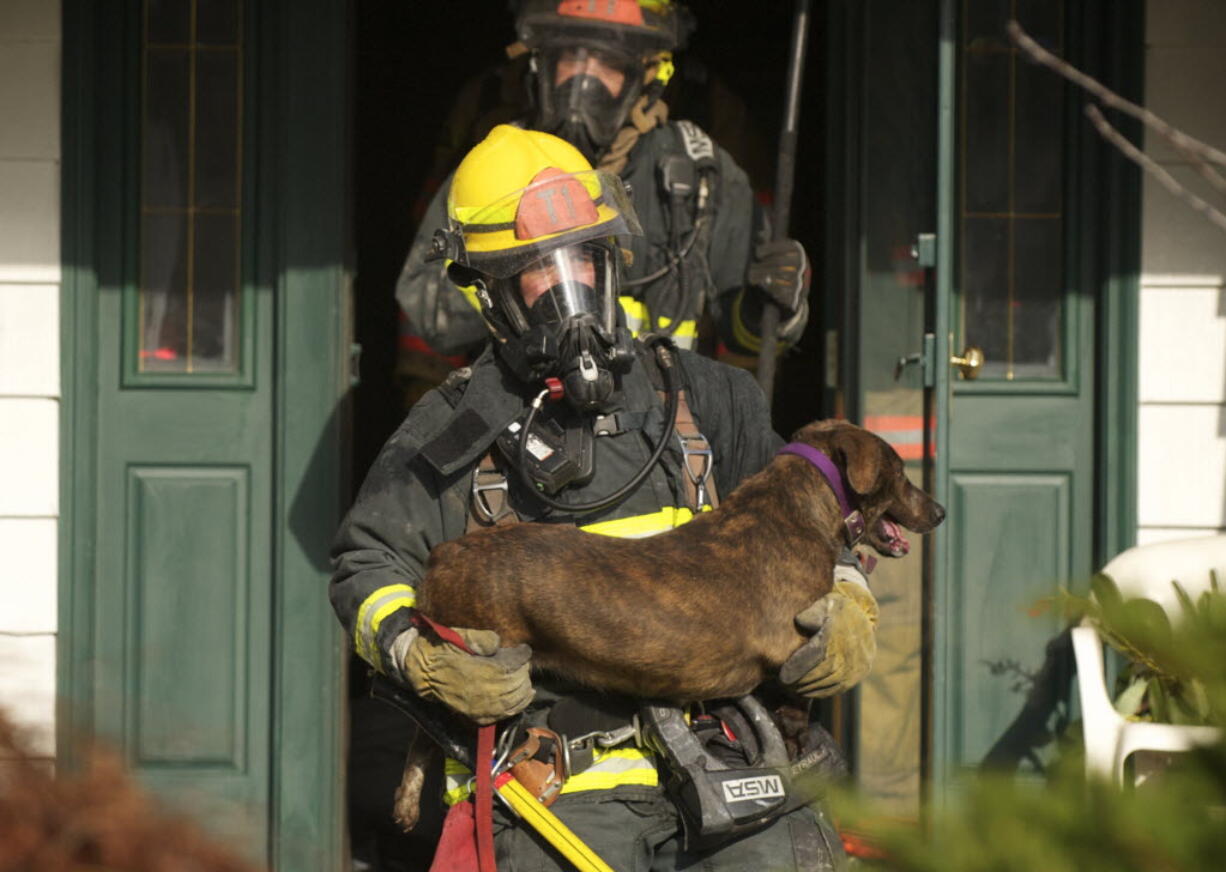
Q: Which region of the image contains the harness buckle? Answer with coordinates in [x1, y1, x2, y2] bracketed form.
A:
[563, 719, 643, 779]
[676, 431, 715, 508]
[471, 465, 512, 525]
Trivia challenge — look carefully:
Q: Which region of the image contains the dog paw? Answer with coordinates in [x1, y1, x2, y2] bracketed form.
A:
[392, 775, 424, 832]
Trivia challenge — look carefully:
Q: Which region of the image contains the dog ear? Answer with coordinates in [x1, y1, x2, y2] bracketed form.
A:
[836, 429, 881, 496]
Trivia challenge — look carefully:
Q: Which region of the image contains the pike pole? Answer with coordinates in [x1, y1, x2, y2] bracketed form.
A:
[756, 0, 812, 407]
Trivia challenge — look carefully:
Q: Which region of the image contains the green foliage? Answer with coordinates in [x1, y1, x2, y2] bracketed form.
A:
[833, 570, 1226, 872]
[840, 749, 1226, 872]
[1059, 570, 1226, 725]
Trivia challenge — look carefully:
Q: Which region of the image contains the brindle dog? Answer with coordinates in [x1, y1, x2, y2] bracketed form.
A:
[418, 419, 945, 699]
[392, 420, 945, 828]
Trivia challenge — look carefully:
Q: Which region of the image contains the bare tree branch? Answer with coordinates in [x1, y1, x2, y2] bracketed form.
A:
[1085, 104, 1226, 235]
[1166, 132, 1226, 204]
[1008, 19, 1226, 170]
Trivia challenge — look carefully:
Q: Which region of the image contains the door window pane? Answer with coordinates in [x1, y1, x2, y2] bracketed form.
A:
[139, 0, 243, 374]
[959, 0, 1065, 381]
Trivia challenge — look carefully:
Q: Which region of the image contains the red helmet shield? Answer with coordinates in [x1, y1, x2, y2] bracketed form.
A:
[514, 167, 601, 240]
[555, 0, 646, 27]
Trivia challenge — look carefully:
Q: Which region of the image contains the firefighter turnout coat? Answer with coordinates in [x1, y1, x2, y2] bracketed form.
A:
[330, 340, 782, 799]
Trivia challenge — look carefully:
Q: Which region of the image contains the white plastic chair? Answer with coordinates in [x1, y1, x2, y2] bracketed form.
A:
[1073, 534, 1226, 784]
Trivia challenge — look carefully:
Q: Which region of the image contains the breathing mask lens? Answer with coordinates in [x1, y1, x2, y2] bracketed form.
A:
[517, 243, 615, 334]
[503, 242, 631, 411]
[538, 46, 643, 155]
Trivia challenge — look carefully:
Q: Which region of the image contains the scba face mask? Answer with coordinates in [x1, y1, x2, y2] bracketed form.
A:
[491, 241, 635, 412]
[535, 45, 645, 161]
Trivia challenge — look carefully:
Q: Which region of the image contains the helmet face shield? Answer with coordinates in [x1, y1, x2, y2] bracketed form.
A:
[501, 242, 618, 338]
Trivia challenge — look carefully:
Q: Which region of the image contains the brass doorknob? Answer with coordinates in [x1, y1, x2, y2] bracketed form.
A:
[950, 346, 984, 380]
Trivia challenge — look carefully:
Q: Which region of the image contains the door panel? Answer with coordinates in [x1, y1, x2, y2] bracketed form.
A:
[939, 0, 1093, 777]
[949, 472, 1071, 762]
[127, 467, 250, 768]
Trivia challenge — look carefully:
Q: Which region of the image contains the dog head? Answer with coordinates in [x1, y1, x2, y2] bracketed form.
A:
[790, 420, 946, 557]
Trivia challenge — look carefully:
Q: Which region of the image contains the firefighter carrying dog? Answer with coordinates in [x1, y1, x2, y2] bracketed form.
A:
[330, 124, 878, 870]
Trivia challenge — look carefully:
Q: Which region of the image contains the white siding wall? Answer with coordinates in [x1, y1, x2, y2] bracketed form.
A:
[0, 0, 60, 758]
[1138, 0, 1226, 546]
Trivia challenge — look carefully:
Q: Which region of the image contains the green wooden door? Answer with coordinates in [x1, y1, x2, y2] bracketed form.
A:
[930, 0, 1140, 786]
[828, 0, 1139, 803]
[61, 1, 348, 866]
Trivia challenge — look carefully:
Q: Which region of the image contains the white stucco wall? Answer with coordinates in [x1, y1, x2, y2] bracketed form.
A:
[1137, 0, 1226, 546]
[0, 0, 60, 758]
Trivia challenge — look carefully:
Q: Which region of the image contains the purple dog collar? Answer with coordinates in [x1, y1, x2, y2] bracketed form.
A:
[776, 442, 867, 544]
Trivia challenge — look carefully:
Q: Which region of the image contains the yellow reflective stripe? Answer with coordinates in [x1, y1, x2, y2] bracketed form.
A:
[617, 296, 696, 342]
[561, 748, 659, 793]
[580, 505, 710, 539]
[443, 757, 474, 806]
[618, 297, 648, 341]
[442, 748, 658, 805]
[354, 584, 416, 670]
[658, 316, 697, 339]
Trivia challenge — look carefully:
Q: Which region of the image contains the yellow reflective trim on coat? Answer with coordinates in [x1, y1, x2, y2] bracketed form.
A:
[619, 296, 648, 329]
[617, 296, 697, 342]
[580, 505, 709, 539]
[354, 583, 416, 670]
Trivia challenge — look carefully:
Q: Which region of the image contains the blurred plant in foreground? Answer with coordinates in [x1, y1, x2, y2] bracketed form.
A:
[829, 572, 1226, 872]
[0, 713, 263, 872]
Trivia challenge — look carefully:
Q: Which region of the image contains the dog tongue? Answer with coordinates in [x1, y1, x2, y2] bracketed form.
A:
[878, 518, 909, 555]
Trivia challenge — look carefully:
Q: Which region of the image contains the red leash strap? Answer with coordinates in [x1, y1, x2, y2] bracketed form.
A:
[412, 611, 472, 652]
[412, 612, 499, 872]
[475, 723, 497, 872]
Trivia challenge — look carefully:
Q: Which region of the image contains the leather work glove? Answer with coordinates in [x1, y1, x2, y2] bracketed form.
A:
[747, 238, 809, 317]
[399, 626, 533, 725]
[778, 569, 879, 698]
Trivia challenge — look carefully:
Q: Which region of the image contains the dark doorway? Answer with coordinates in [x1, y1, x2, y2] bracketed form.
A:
[347, 3, 828, 868]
